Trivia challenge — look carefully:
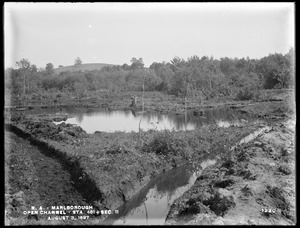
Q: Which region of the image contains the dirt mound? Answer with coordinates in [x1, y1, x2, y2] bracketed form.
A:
[22, 120, 87, 145]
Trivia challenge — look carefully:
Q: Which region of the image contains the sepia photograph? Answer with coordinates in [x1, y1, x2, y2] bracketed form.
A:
[4, 2, 295, 225]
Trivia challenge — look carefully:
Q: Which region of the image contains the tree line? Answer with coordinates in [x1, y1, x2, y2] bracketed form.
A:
[5, 49, 294, 105]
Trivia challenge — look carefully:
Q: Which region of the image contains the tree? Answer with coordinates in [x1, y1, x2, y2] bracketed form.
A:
[30, 64, 38, 73]
[170, 56, 186, 72]
[16, 58, 31, 101]
[284, 48, 295, 88]
[16, 58, 31, 69]
[170, 67, 192, 97]
[156, 65, 174, 92]
[125, 69, 144, 91]
[130, 57, 144, 70]
[45, 63, 54, 75]
[144, 69, 162, 91]
[121, 63, 130, 71]
[74, 57, 82, 66]
[7, 68, 24, 104]
[220, 57, 236, 76]
[150, 62, 164, 73]
[257, 53, 290, 89]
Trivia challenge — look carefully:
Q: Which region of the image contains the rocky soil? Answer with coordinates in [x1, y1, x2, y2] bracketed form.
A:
[4, 130, 92, 225]
[165, 119, 296, 225]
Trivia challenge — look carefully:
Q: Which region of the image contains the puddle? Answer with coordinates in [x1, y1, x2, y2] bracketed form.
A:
[104, 158, 217, 225]
[48, 107, 252, 133]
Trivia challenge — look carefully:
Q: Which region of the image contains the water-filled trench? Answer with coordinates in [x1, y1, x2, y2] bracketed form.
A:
[103, 157, 217, 225]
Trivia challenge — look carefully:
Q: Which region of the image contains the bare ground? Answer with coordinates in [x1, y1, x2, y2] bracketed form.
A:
[4, 130, 93, 225]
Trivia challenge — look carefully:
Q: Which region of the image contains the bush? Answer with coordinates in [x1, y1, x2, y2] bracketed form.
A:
[236, 86, 258, 101]
[142, 130, 187, 156]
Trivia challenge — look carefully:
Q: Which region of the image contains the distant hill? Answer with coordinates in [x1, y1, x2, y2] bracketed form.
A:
[54, 63, 116, 74]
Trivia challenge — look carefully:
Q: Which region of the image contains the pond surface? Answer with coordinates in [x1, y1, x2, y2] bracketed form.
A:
[49, 107, 251, 133]
[104, 157, 217, 225]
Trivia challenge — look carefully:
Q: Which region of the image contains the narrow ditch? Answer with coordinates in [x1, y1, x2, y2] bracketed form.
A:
[101, 156, 218, 225]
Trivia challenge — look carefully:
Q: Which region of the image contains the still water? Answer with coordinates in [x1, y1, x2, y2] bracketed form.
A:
[104, 157, 217, 225]
[51, 107, 249, 133]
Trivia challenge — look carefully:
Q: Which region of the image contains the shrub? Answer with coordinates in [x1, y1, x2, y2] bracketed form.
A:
[142, 130, 187, 157]
[236, 86, 257, 101]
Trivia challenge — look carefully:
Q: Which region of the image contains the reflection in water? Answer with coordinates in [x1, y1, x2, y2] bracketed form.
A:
[75, 112, 84, 123]
[107, 159, 216, 225]
[215, 120, 241, 128]
[48, 107, 251, 133]
[131, 110, 136, 117]
[65, 111, 199, 133]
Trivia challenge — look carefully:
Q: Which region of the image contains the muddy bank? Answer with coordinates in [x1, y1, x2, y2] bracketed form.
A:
[233, 89, 295, 120]
[72, 123, 262, 211]
[236, 101, 295, 121]
[165, 119, 296, 225]
[6, 89, 295, 116]
[4, 121, 178, 224]
[4, 110, 69, 124]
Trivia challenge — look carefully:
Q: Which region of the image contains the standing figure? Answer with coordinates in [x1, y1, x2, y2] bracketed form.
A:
[129, 95, 137, 108]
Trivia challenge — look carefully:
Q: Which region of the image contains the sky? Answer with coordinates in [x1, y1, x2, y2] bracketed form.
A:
[4, 2, 295, 69]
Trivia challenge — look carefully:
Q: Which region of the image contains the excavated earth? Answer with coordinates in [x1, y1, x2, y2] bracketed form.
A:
[165, 91, 296, 225]
[4, 130, 94, 225]
[4, 89, 296, 225]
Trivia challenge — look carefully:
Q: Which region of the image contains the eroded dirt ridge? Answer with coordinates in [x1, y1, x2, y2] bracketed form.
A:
[165, 119, 295, 225]
[5, 124, 105, 225]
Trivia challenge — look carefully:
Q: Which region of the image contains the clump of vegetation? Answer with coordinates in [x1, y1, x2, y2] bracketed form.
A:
[106, 143, 130, 155]
[142, 130, 188, 157]
[236, 86, 256, 100]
